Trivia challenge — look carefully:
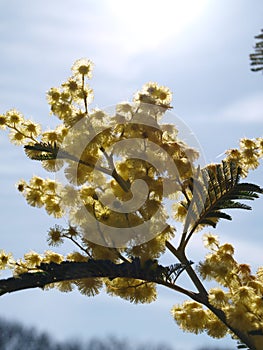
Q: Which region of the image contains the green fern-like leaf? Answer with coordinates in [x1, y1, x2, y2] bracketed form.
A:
[250, 28, 263, 73]
[24, 142, 59, 161]
[183, 161, 263, 233]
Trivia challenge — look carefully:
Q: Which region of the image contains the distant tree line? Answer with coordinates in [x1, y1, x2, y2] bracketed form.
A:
[0, 317, 233, 350]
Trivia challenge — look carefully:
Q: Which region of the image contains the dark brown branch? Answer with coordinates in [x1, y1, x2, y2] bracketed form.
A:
[166, 241, 208, 296]
[0, 259, 179, 297]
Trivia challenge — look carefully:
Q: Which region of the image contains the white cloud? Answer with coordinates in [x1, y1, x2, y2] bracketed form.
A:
[214, 92, 263, 123]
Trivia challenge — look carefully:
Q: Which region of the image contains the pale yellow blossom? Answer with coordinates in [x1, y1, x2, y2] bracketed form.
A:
[202, 233, 219, 250]
[72, 58, 94, 79]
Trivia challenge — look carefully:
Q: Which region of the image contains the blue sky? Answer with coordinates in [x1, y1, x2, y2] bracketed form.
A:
[0, 1, 262, 349]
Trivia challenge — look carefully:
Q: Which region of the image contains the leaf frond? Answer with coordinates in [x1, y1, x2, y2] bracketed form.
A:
[182, 161, 263, 234]
[24, 142, 59, 161]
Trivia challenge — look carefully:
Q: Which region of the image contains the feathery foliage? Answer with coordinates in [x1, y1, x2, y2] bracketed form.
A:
[182, 161, 262, 234]
[250, 29, 263, 72]
[24, 142, 59, 161]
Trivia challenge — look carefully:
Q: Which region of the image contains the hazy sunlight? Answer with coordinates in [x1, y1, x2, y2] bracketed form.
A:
[108, 0, 208, 53]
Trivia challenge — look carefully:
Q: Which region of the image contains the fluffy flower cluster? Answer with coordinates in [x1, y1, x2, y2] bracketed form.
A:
[106, 278, 157, 304]
[172, 233, 263, 348]
[3, 58, 202, 258]
[226, 137, 263, 176]
[0, 250, 15, 270]
[17, 177, 64, 218]
[0, 109, 41, 145]
[0, 58, 201, 304]
[171, 300, 228, 338]
[47, 58, 94, 125]
[133, 81, 172, 111]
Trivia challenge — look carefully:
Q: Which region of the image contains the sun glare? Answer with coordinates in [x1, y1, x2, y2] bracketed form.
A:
[109, 0, 208, 53]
